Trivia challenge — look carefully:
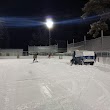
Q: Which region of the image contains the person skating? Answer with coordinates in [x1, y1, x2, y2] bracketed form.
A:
[95, 52, 97, 62]
[48, 53, 51, 58]
[33, 52, 38, 62]
[70, 51, 76, 66]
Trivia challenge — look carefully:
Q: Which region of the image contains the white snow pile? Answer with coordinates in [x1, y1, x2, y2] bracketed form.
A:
[0, 56, 110, 110]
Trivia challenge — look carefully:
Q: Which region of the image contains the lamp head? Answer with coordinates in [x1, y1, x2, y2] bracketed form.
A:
[45, 18, 54, 29]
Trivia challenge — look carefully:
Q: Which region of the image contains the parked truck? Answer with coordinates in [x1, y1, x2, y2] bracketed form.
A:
[71, 50, 95, 65]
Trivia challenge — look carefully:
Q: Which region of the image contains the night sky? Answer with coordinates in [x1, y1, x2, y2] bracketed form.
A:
[0, 0, 93, 50]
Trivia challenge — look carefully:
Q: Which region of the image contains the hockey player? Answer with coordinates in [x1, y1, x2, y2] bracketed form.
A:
[48, 53, 51, 58]
[33, 52, 38, 62]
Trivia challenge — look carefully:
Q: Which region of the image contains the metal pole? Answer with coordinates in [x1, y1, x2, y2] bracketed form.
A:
[49, 29, 51, 46]
[84, 36, 86, 50]
[67, 40, 68, 46]
[101, 30, 103, 51]
[73, 39, 74, 50]
[67, 40, 68, 52]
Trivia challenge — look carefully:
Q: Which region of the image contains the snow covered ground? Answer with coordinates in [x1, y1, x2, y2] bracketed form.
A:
[0, 56, 110, 110]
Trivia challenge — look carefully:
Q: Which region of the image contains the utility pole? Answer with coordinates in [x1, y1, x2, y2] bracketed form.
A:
[101, 30, 103, 51]
[84, 36, 86, 50]
[73, 39, 74, 50]
[49, 29, 51, 46]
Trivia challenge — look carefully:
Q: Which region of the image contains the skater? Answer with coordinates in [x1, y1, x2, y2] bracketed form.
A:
[70, 51, 76, 66]
[70, 57, 76, 66]
[95, 52, 97, 62]
[33, 52, 38, 62]
[70, 59, 74, 66]
[48, 53, 51, 58]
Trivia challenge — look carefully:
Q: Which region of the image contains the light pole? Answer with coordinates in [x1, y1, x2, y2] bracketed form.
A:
[45, 18, 54, 46]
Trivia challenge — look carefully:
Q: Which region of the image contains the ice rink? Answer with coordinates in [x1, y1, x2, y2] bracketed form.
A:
[0, 56, 110, 110]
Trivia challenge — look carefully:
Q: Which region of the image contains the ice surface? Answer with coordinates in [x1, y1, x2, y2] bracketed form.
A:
[0, 56, 110, 110]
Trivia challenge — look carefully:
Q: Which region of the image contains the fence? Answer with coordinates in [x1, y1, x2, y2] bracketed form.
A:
[0, 50, 109, 57]
[0, 50, 110, 64]
[28, 45, 58, 54]
[0, 49, 23, 56]
[67, 36, 110, 52]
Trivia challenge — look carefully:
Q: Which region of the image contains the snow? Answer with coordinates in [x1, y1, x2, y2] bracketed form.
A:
[0, 56, 110, 110]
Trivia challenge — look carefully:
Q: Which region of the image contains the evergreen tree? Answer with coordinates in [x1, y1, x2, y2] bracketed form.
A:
[82, 0, 110, 37]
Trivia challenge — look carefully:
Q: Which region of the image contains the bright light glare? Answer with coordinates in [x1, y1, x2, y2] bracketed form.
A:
[45, 18, 54, 29]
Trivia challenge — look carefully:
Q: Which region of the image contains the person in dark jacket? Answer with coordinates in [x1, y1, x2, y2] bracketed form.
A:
[33, 52, 38, 62]
[95, 52, 97, 62]
[48, 53, 51, 58]
[70, 51, 76, 65]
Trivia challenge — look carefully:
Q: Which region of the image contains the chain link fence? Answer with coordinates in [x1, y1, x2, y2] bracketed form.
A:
[67, 36, 110, 52]
[96, 51, 110, 57]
